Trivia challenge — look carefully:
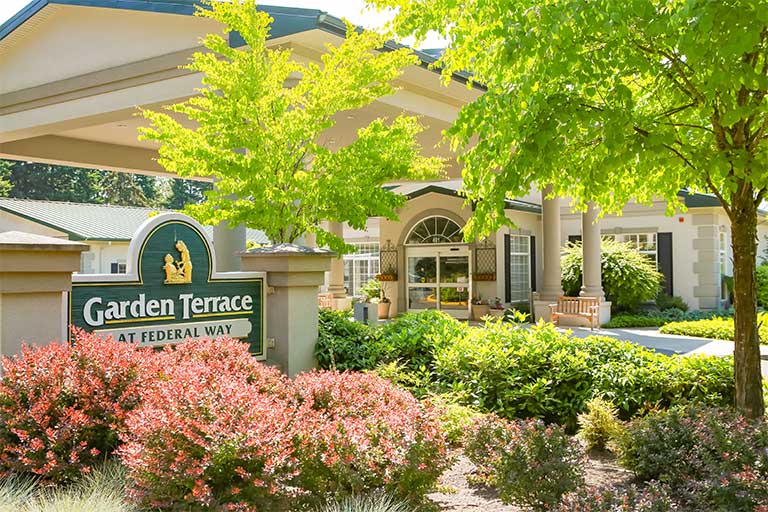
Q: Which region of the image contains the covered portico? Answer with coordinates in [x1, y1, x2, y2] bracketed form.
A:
[534, 186, 610, 325]
[0, 0, 477, 304]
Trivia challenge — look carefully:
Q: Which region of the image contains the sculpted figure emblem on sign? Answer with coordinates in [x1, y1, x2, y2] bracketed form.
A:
[163, 240, 193, 284]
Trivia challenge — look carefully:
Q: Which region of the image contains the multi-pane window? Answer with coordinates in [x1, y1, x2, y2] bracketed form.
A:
[612, 233, 657, 263]
[110, 261, 127, 274]
[343, 242, 380, 297]
[508, 235, 530, 302]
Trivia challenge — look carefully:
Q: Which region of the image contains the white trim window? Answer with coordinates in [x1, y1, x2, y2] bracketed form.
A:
[612, 233, 657, 263]
[508, 235, 530, 302]
[343, 242, 380, 297]
[110, 261, 127, 274]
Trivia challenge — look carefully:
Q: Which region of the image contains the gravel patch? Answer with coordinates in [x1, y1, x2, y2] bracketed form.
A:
[427, 451, 634, 511]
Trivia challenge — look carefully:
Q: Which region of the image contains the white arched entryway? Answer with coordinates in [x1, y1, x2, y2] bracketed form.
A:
[404, 215, 471, 319]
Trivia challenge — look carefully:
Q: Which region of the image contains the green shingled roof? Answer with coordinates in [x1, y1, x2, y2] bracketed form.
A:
[0, 198, 269, 243]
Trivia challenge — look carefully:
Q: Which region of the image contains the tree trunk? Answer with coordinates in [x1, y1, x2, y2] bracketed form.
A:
[729, 190, 765, 418]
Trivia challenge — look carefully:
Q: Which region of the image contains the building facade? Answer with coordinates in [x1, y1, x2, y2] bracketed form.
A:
[2, 1, 767, 324]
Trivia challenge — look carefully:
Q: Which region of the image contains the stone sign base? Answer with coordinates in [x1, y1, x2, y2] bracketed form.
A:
[0, 232, 88, 356]
[240, 244, 334, 377]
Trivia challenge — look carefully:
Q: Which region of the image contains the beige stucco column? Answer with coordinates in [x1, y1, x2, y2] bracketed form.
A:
[327, 222, 346, 298]
[213, 223, 246, 272]
[326, 221, 352, 310]
[533, 185, 563, 321]
[540, 186, 564, 297]
[240, 244, 334, 377]
[580, 202, 605, 299]
[0, 232, 88, 356]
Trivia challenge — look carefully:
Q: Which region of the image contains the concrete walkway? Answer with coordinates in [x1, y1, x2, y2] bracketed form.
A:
[562, 326, 768, 378]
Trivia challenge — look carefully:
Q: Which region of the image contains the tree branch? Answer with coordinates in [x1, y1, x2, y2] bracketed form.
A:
[705, 174, 733, 217]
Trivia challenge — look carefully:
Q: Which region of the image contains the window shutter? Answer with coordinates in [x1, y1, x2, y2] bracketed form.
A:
[657, 232, 673, 296]
[530, 235, 537, 292]
[504, 234, 511, 302]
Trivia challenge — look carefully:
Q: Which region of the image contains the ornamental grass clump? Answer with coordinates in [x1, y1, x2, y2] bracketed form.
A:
[0, 330, 153, 482]
[464, 414, 585, 511]
[292, 371, 450, 507]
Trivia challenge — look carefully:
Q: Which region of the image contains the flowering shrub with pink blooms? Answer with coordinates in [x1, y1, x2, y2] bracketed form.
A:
[119, 357, 299, 511]
[0, 330, 152, 482]
[292, 370, 451, 507]
[465, 414, 585, 511]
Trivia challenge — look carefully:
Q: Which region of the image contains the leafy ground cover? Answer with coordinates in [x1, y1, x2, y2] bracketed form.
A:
[660, 314, 768, 344]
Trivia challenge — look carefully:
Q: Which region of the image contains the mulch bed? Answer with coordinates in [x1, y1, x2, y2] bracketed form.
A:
[428, 452, 633, 511]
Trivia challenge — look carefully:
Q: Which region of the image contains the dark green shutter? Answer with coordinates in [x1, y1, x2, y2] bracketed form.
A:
[657, 232, 673, 296]
[530, 235, 536, 292]
[504, 234, 511, 302]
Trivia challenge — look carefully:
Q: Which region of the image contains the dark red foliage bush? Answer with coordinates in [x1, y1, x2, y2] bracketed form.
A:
[0, 329, 152, 481]
[292, 370, 451, 506]
[119, 357, 299, 511]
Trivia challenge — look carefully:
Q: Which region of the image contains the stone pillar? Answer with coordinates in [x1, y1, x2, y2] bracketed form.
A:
[240, 244, 334, 377]
[0, 232, 88, 356]
[326, 221, 352, 310]
[213, 222, 246, 272]
[580, 202, 605, 299]
[534, 184, 563, 321]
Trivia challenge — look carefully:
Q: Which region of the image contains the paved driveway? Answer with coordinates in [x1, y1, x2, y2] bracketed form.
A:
[562, 326, 768, 378]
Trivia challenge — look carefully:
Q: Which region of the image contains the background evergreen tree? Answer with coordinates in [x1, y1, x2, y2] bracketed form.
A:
[164, 179, 212, 209]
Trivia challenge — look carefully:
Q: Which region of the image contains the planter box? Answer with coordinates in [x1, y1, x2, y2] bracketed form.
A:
[378, 301, 391, 319]
[488, 308, 505, 318]
[471, 304, 490, 321]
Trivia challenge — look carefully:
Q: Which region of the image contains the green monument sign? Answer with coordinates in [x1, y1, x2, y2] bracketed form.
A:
[69, 213, 266, 358]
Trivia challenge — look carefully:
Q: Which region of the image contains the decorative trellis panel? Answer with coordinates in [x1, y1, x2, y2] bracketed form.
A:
[377, 240, 398, 281]
[474, 242, 497, 281]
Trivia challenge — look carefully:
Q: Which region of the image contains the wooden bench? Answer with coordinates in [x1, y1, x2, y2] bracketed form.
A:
[549, 296, 601, 329]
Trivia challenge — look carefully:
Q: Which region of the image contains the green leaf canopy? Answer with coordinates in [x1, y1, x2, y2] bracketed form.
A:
[141, 0, 443, 253]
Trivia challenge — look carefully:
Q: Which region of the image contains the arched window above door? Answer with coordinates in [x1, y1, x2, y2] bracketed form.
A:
[406, 216, 464, 245]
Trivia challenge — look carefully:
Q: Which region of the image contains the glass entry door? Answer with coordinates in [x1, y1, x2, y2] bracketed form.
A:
[406, 246, 470, 319]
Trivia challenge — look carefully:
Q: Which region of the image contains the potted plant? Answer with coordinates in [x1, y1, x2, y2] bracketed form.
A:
[471, 296, 490, 320]
[377, 281, 391, 319]
[489, 297, 506, 317]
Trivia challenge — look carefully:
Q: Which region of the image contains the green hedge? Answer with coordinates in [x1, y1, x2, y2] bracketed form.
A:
[434, 322, 734, 430]
[603, 315, 670, 328]
[317, 311, 737, 430]
[660, 315, 768, 344]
